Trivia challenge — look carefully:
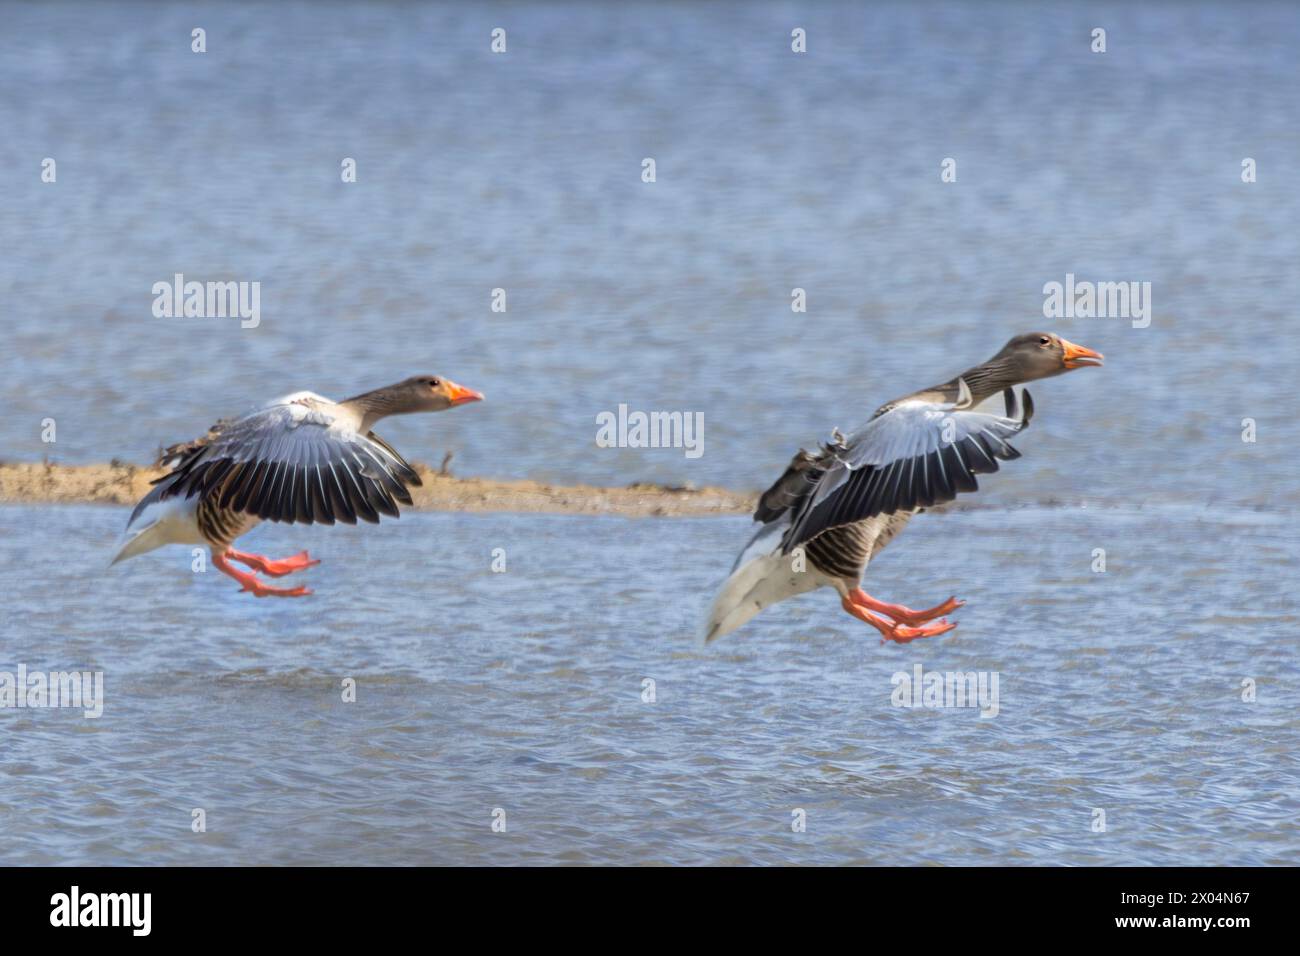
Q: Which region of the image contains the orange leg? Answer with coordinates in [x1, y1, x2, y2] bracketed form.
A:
[848, 589, 963, 626]
[213, 552, 312, 598]
[226, 548, 320, 578]
[840, 591, 956, 644]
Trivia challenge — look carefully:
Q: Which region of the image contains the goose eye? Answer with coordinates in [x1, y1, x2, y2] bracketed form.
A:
[1038, 336, 1051, 346]
[429, 379, 440, 388]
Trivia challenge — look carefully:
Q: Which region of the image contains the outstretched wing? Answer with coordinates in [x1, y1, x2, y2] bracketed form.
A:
[147, 400, 422, 526]
[776, 386, 1034, 553]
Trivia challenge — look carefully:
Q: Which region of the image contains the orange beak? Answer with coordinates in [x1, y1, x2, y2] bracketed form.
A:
[442, 380, 485, 406]
[1060, 338, 1104, 369]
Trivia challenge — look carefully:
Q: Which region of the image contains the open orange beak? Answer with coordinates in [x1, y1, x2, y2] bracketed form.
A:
[1060, 338, 1104, 369]
[442, 380, 485, 405]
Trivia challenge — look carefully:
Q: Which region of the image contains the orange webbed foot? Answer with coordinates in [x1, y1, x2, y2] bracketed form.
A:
[226, 549, 321, 578]
[841, 590, 959, 644]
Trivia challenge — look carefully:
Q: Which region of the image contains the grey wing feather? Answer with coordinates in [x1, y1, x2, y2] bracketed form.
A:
[778, 387, 1033, 553]
[152, 404, 421, 525]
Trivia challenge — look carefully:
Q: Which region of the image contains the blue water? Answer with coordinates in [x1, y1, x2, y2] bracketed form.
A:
[1, 1, 1298, 865]
[1, 504, 1296, 865]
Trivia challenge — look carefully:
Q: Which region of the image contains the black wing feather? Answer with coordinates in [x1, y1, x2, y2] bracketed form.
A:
[775, 389, 1035, 553]
[151, 401, 422, 526]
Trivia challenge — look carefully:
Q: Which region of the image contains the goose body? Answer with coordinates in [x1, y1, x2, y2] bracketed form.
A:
[703, 332, 1103, 644]
[113, 391, 332, 563]
[113, 376, 484, 597]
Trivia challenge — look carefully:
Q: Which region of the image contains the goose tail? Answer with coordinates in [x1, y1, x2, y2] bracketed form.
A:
[109, 489, 195, 566]
[700, 520, 821, 644]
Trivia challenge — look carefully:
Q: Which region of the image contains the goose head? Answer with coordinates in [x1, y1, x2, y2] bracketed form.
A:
[400, 375, 485, 412]
[993, 332, 1104, 382]
[345, 376, 485, 428]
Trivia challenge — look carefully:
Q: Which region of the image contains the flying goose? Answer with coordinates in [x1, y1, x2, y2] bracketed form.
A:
[112, 375, 484, 596]
[702, 332, 1103, 643]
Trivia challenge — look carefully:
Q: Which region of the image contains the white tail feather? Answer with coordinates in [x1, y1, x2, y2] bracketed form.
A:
[109, 496, 202, 566]
[701, 524, 826, 643]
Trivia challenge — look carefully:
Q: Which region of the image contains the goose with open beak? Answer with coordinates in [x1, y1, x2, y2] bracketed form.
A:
[702, 332, 1102, 644]
[112, 375, 484, 596]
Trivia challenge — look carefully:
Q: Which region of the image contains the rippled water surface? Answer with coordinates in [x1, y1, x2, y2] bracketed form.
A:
[1, 504, 1296, 865]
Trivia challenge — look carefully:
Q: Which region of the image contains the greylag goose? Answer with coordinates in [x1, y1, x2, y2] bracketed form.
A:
[702, 332, 1102, 644]
[112, 376, 484, 596]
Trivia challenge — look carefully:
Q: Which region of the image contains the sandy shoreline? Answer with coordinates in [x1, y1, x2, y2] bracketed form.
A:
[0, 460, 756, 518]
